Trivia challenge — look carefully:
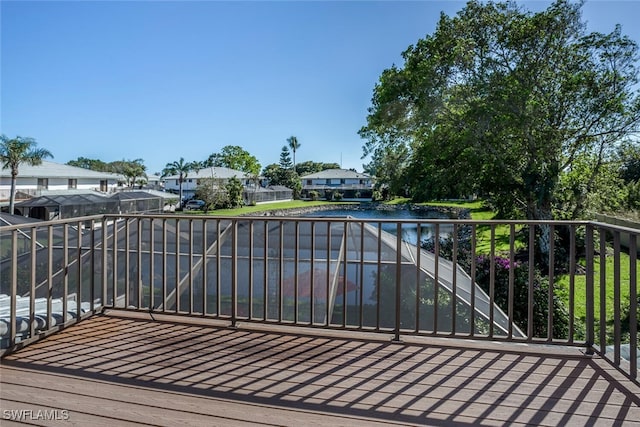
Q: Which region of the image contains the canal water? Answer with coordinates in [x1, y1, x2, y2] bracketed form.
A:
[303, 207, 458, 246]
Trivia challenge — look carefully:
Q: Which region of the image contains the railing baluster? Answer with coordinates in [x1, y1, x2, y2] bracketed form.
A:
[248, 220, 254, 319]
[470, 224, 477, 338]
[149, 218, 155, 311]
[310, 221, 316, 325]
[629, 234, 637, 378]
[176, 218, 181, 313]
[63, 223, 68, 324]
[263, 220, 268, 322]
[359, 221, 365, 329]
[231, 219, 237, 327]
[548, 224, 555, 342]
[394, 223, 402, 342]
[30, 227, 37, 339]
[77, 220, 82, 320]
[452, 223, 458, 336]
[10, 230, 17, 347]
[49, 225, 54, 327]
[294, 220, 300, 324]
[528, 224, 535, 341]
[162, 218, 167, 312]
[189, 219, 194, 314]
[613, 231, 621, 366]
[489, 225, 495, 339]
[415, 223, 422, 334]
[202, 219, 208, 316]
[508, 224, 515, 340]
[434, 223, 440, 335]
[585, 224, 595, 354]
[101, 220, 107, 309]
[138, 218, 143, 309]
[569, 225, 576, 344]
[376, 222, 381, 332]
[599, 228, 607, 354]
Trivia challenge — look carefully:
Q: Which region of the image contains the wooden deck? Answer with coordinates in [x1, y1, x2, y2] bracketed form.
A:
[1, 312, 639, 426]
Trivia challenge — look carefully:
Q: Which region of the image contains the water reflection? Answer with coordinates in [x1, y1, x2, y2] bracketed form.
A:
[304, 208, 456, 246]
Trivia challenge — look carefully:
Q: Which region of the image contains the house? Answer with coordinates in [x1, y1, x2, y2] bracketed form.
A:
[163, 167, 292, 205]
[0, 160, 124, 209]
[162, 167, 253, 200]
[300, 169, 374, 200]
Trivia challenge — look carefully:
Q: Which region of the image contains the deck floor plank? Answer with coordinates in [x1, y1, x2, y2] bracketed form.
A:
[2, 312, 639, 426]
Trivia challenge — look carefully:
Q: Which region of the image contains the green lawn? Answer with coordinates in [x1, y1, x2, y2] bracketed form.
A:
[556, 252, 638, 331]
[186, 200, 346, 216]
[423, 200, 524, 254]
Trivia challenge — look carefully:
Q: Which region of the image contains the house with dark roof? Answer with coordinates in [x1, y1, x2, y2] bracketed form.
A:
[300, 169, 374, 201]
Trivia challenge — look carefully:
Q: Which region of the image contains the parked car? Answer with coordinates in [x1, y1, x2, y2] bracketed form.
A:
[184, 199, 206, 211]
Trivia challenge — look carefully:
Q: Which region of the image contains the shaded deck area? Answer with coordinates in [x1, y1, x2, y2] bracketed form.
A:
[2, 312, 640, 426]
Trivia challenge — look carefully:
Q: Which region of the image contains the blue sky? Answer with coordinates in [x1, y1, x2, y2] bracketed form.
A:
[2, 1, 640, 176]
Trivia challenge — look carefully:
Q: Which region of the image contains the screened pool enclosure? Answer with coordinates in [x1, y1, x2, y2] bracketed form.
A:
[1, 214, 524, 347]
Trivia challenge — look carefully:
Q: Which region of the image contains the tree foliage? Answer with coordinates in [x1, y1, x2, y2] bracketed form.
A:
[110, 158, 147, 187]
[360, 0, 640, 220]
[295, 160, 341, 176]
[67, 157, 109, 171]
[287, 136, 301, 171]
[1, 135, 53, 214]
[205, 145, 261, 176]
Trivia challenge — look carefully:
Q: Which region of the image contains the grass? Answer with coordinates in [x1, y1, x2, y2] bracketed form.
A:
[422, 200, 524, 254]
[556, 251, 638, 333]
[186, 200, 347, 216]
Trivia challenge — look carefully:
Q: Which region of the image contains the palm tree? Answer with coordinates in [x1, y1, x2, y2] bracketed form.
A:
[0, 135, 53, 215]
[162, 157, 199, 208]
[287, 136, 301, 173]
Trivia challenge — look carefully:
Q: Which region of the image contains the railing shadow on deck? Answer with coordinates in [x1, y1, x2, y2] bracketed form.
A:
[2, 312, 639, 426]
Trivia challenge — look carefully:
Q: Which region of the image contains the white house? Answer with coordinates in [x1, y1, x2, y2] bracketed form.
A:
[1, 160, 124, 205]
[300, 169, 374, 200]
[162, 166, 253, 199]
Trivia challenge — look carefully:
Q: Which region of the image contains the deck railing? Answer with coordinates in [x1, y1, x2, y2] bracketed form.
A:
[0, 214, 637, 380]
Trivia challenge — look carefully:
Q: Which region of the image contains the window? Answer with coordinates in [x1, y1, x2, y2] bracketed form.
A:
[100, 180, 108, 192]
[68, 179, 77, 189]
[307, 180, 312, 185]
[37, 178, 48, 190]
[326, 179, 331, 185]
[340, 179, 345, 184]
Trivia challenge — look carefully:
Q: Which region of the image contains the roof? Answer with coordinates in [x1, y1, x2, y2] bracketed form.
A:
[15, 193, 110, 207]
[0, 212, 43, 226]
[163, 167, 250, 181]
[109, 191, 162, 201]
[0, 160, 123, 180]
[300, 169, 371, 180]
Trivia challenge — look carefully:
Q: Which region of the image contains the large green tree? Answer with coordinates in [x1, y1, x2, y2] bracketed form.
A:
[1, 135, 53, 215]
[205, 145, 261, 175]
[360, 0, 640, 221]
[110, 158, 147, 188]
[162, 157, 199, 206]
[295, 161, 341, 176]
[67, 157, 109, 171]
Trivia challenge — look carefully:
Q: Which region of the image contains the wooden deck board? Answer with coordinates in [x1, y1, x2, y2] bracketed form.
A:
[2, 312, 639, 426]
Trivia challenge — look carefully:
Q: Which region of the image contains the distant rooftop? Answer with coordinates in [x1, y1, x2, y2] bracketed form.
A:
[0, 160, 123, 180]
[300, 169, 371, 180]
[163, 167, 250, 181]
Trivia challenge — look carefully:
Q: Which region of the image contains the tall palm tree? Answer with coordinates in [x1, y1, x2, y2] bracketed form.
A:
[161, 157, 199, 208]
[287, 136, 301, 173]
[0, 135, 53, 215]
